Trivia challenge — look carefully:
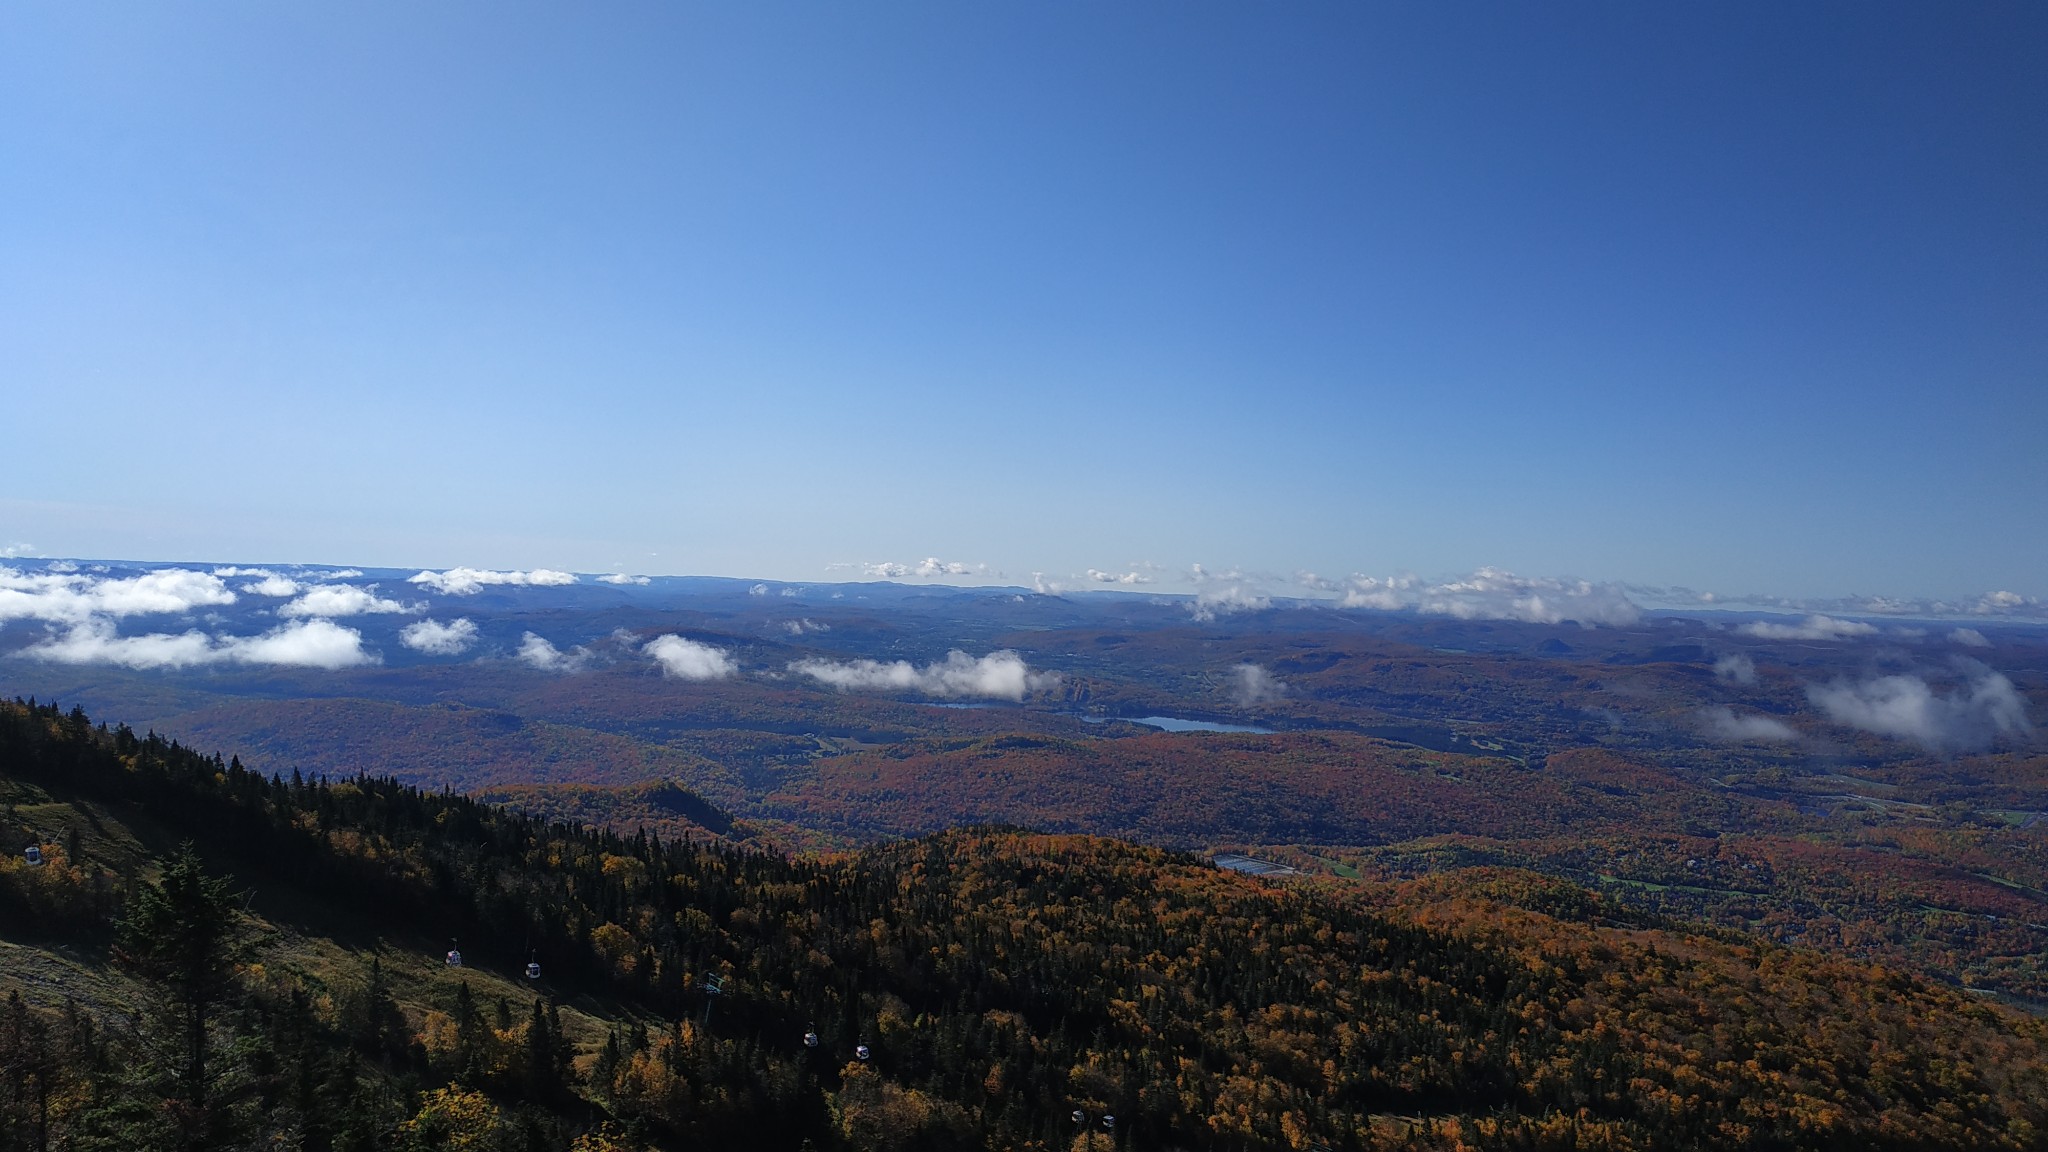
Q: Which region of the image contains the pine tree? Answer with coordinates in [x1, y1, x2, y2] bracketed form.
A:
[112, 843, 251, 1149]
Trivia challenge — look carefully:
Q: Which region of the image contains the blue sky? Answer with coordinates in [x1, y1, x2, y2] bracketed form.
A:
[3, 2, 2043, 601]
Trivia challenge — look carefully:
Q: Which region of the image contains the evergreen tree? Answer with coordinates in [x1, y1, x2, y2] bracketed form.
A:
[112, 843, 251, 1149]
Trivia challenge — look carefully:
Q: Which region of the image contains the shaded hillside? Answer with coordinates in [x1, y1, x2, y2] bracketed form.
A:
[4, 699, 2048, 1150]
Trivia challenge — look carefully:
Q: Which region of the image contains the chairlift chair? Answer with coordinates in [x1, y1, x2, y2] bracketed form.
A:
[23, 845, 43, 867]
[854, 1043, 871, 1062]
[803, 1028, 820, 1049]
[525, 960, 542, 980]
[445, 941, 463, 968]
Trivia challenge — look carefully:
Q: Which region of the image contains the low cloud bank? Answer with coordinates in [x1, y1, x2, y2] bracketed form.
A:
[1739, 614, 1878, 641]
[1232, 663, 1286, 706]
[1698, 707, 1798, 743]
[1333, 569, 1641, 626]
[1950, 628, 1992, 648]
[278, 584, 417, 619]
[791, 650, 1057, 701]
[1807, 661, 2032, 751]
[599, 573, 651, 586]
[643, 635, 736, 681]
[410, 568, 577, 595]
[0, 567, 237, 625]
[23, 619, 376, 671]
[1087, 569, 1152, 586]
[1189, 586, 1270, 623]
[857, 558, 990, 580]
[400, 618, 478, 656]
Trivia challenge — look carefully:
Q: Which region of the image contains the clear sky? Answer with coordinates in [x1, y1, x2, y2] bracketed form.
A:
[3, 2, 2043, 601]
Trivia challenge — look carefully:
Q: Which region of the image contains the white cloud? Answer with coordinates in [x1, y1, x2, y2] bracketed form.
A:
[782, 618, 829, 635]
[863, 562, 911, 579]
[1713, 654, 1758, 685]
[643, 635, 737, 681]
[323, 569, 364, 579]
[749, 583, 769, 596]
[242, 575, 302, 597]
[790, 650, 1058, 701]
[858, 558, 985, 580]
[1807, 662, 2032, 751]
[21, 618, 376, 671]
[0, 567, 237, 625]
[1330, 569, 1642, 626]
[278, 584, 417, 619]
[1698, 706, 1798, 743]
[1086, 569, 1153, 586]
[210, 566, 274, 578]
[599, 573, 651, 586]
[1, 543, 34, 559]
[409, 568, 578, 595]
[226, 619, 379, 669]
[1339, 575, 1416, 611]
[1188, 586, 1270, 623]
[1418, 569, 1640, 626]
[1977, 590, 2037, 615]
[1031, 573, 1065, 596]
[515, 632, 590, 673]
[1232, 662, 1286, 706]
[45, 560, 77, 573]
[1950, 628, 1992, 648]
[400, 617, 479, 656]
[1738, 614, 1879, 641]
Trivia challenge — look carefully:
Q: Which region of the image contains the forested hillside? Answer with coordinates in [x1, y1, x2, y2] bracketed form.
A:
[4, 697, 2047, 1151]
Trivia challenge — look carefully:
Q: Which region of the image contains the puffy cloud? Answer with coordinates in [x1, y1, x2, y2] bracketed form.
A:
[790, 650, 1058, 701]
[21, 618, 376, 670]
[1031, 573, 1065, 596]
[599, 573, 651, 586]
[859, 558, 985, 580]
[227, 620, 379, 668]
[210, 566, 274, 578]
[515, 633, 590, 673]
[1739, 614, 1879, 641]
[1977, 590, 2037, 615]
[277, 584, 417, 619]
[1, 543, 34, 559]
[0, 567, 237, 625]
[409, 568, 577, 595]
[1713, 654, 1758, 685]
[1950, 628, 1992, 649]
[400, 617, 479, 656]
[242, 576, 302, 597]
[643, 635, 737, 681]
[1339, 575, 1416, 611]
[749, 584, 769, 596]
[1330, 569, 1641, 626]
[1418, 569, 1640, 626]
[1232, 662, 1286, 706]
[782, 618, 829, 635]
[1087, 569, 1153, 586]
[1807, 662, 2033, 751]
[1698, 706, 1798, 743]
[1188, 586, 1270, 623]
